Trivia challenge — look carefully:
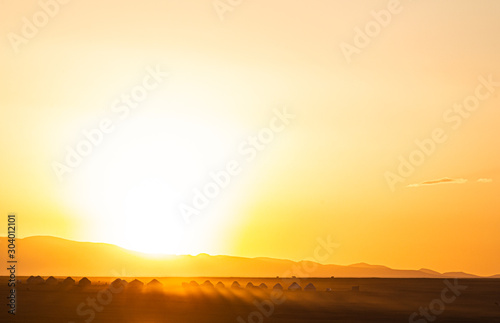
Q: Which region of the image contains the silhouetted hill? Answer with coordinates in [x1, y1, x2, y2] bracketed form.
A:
[441, 272, 480, 278]
[0, 236, 495, 278]
[419, 268, 441, 275]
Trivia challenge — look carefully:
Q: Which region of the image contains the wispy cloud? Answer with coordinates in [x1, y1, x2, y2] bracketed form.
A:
[407, 177, 494, 188]
[407, 178, 468, 188]
[477, 178, 493, 183]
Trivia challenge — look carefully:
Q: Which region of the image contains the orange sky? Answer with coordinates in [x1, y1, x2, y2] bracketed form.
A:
[1, 0, 499, 276]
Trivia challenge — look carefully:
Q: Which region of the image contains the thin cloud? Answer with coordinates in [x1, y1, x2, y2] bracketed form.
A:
[477, 178, 493, 183]
[407, 178, 468, 188]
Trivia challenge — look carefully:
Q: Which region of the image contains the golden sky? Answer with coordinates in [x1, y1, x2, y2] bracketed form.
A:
[1, 0, 499, 276]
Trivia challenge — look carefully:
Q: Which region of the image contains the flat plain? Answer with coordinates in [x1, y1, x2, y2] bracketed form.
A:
[2, 277, 500, 323]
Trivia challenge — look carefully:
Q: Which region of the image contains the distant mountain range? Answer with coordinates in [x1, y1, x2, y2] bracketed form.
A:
[1, 236, 498, 278]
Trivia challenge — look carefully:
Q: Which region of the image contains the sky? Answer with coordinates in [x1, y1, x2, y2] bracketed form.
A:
[1, 0, 499, 276]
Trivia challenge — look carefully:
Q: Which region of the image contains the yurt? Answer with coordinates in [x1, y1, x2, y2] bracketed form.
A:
[201, 280, 214, 288]
[146, 279, 163, 291]
[62, 277, 75, 286]
[45, 276, 58, 285]
[304, 283, 316, 291]
[111, 278, 126, 289]
[78, 277, 91, 288]
[127, 279, 144, 289]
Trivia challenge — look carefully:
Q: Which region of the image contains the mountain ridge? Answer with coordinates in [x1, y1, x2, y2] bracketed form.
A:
[1, 236, 497, 278]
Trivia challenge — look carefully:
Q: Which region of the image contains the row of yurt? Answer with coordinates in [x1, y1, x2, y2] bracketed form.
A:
[114, 279, 165, 291]
[26, 276, 90, 287]
[25, 276, 167, 290]
[182, 280, 319, 291]
[25, 276, 169, 291]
